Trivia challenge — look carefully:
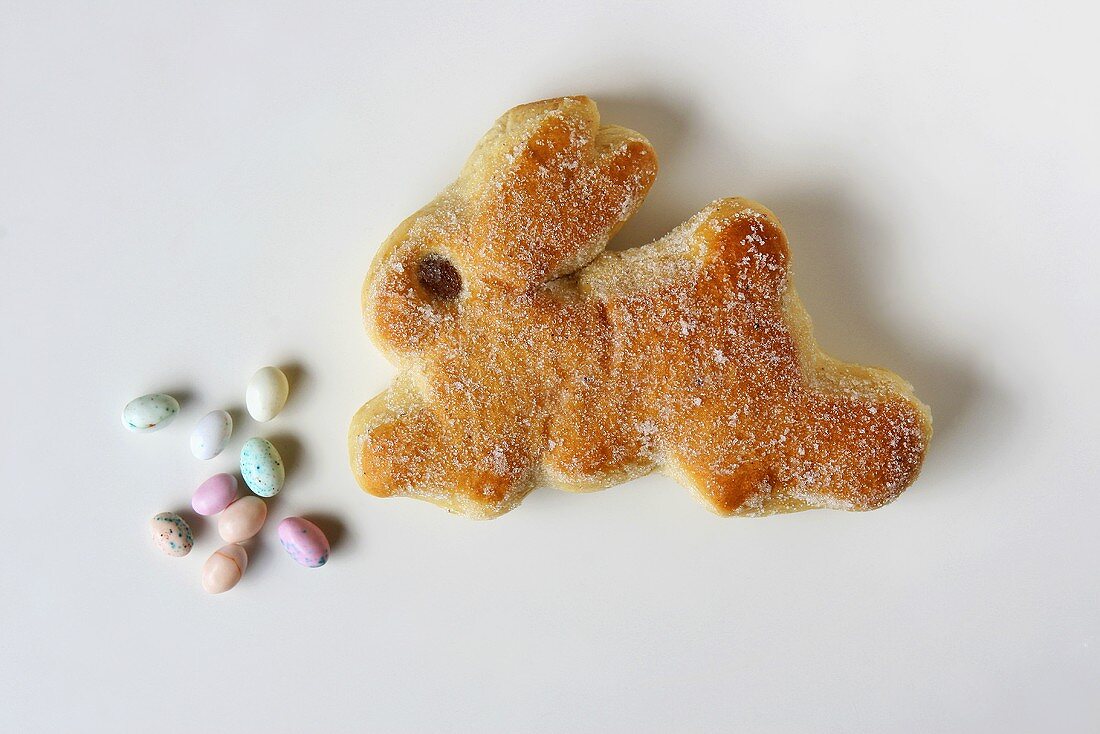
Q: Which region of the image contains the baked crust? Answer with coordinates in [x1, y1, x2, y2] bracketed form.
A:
[349, 96, 932, 519]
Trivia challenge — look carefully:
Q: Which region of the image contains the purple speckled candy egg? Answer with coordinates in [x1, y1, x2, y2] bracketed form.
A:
[278, 517, 330, 568]
[191, 473, 238, 516]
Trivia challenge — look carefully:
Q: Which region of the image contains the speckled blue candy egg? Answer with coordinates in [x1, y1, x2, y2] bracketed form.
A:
[148, 512, 193, 557]
[122, 393, 179, 432]
[240, 437, 285, 497]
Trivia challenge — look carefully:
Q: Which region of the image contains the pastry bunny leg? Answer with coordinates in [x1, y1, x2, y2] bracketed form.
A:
[665, 388, 930, 517]
[349, 378, 537, 519]
[783, 384, 932, 512]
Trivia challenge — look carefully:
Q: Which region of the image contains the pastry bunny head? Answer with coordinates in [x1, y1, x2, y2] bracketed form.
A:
[350, 96, 932, 519]
[364, 96, 657, 361]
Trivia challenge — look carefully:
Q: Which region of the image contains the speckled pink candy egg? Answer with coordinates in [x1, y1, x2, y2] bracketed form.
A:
[149, 512, 193, 557]
[191, 473, 238, 516]
[278, 517, 329, 568]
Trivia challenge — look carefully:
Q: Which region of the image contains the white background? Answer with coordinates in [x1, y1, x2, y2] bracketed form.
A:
[2, 1, 1097, 732]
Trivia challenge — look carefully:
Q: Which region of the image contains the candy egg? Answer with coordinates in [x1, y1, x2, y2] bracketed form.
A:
[149, 512, 193, 557]
[122, 393, 179, 432]
[277, 517, 330, 568]
[240, 437, 285, 497]
[245, 366, 289, 422]
[190, 409, 233, 460]
[191, 473, 238, 516]
[202, 544, 248, 594]
[218, 496, 268, 542]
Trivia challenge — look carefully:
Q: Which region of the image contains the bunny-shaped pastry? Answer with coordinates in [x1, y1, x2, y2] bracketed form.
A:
[349, 96, 932, 518]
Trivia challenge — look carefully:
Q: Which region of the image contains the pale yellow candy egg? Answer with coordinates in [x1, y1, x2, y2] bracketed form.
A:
[245, 366, 289, 422]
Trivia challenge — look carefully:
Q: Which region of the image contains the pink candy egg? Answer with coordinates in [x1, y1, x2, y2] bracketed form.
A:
[192, 473, 238, 516]
[278, 517, 330, 568]
[202, 544, 247, 594]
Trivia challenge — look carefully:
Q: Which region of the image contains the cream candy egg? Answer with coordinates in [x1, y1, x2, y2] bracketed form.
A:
[191, 473, 238, 516]
[202, 544, 248, 594]
[123, 393, 179, 432]
[149, 512, 193, 557]
[218, 496, 267, 543]
[190, 410, 233, 460]
[240, 437, 285, 497]
[278, 517, 330, 568]
[245, 366, 289, 422]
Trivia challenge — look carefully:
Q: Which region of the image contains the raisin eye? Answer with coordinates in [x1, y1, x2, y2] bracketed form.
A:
[417, 254, 462, 301]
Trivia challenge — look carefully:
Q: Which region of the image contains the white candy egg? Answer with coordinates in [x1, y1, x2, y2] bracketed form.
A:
[190, 410, 233, 460]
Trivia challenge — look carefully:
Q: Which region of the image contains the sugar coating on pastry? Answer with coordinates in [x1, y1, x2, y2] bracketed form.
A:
[349, 96, 932, 519]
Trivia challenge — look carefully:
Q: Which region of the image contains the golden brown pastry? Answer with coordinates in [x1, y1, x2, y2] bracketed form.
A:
[349, 96, 932, 518]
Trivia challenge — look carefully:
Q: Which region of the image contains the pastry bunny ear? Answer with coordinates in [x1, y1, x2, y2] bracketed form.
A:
[461, 96, 658, 288]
